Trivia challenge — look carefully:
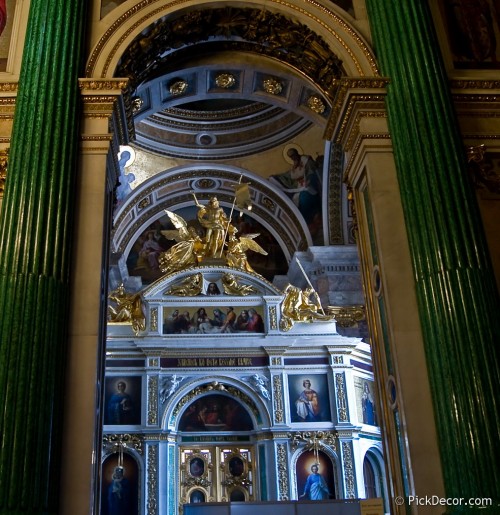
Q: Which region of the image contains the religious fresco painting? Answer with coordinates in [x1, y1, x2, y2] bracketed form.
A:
[440, 0, 500, 68]
[163, 305, 265, 334]
[104, 376, 142, 426]
[270, 144, 324, 245]
[126, 207, 286, 285]
[296, 450, 336, 501]
[101, 453, 139, 515]
[178, 394, 254, 432]
[354, 376, 378, 426]
[288, 374, 331, 423]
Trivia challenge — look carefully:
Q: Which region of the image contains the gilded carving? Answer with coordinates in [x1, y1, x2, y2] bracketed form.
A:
[341, 441, 355, 499]
[327, 305, 365, 328]
[148, 376, 158, 425]
[269, 306, 278, 330]
[107, 283, 146, 335]
[215, 73, 236, 89]
[0, 148, 8, 198]
[288, 430, 337, 452]
[306, 94, 326, 114]
[335, 373, 348, 422]
[150, 307, 158, 331]
[277, 443, 289, 500]
[273, 375, 284, 423]
[147, 444, 159, 515]
[157, 199, 266, 279]
[169, 79, 189, 96]
[115, 7, 344, 95]
[103, 433, 144, 455]
[263, 78, 283, 95]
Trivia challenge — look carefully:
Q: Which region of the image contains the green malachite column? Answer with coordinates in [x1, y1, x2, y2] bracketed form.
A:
[0, 0, 87, 513]
[365, 0, 500, 510]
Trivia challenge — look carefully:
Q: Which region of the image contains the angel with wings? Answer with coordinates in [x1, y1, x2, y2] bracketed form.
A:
[159, 375, 185, 403]
[159, 210, 204, 274]
[225, 224, 267, 273]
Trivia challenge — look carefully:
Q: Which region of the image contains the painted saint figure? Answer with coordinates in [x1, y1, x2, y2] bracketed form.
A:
[107, 381, 134, 425]
[300, 464, 330, 500]
[361, 381, 376, 425]
[295, 379, 320, 421]
[108, 466, 131, 515]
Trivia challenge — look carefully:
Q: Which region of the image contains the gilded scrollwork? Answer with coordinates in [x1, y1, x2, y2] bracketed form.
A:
[288, 430, 337, 453]
[327, 304, 365, 328]
[147, 444, 158, 515]
[148, 376, 158, 425]
[341, 441, 356, 499]
[277, 443, 289, 500]
[273, 375, 284, 423]
[103, 433, 144, 455]
[335, 373, 348, 422]
[150, 307, 158, 331]
[0, 148, 8, 198]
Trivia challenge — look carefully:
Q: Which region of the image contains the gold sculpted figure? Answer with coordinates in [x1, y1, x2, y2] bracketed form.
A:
[164, 273, 203, 296]
[280, 283, 334, 331]
[108, 283, 146, 335]
[194, 196, 229, 257]
[225, 225, 268, 273]
[159, 210, 204, 273]
[222, 273, 256, 296]
[157, 197, 266, 275]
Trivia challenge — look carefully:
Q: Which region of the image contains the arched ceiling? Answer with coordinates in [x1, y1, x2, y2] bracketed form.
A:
[93, 1, 375, 283]
[113, 5, 347, 159]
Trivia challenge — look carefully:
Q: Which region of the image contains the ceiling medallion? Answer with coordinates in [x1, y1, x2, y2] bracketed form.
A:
[263, 78, 283, 95]
[169, 79, 189, 96]
[306, 95, 326, 114]
[215, 73, 236, 89]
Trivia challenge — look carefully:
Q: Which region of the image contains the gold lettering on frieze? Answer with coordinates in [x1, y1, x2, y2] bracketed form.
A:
[176, 357, 255, 367]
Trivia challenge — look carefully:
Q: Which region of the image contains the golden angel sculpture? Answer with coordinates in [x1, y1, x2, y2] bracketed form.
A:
[225, 225, 267, 273]
[159, 210, 204, 273]
[108, 283, 146, 335]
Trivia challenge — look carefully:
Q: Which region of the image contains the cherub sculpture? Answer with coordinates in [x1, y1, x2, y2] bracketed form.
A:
[164, 273, 203, 296]
[222, 272, 256, 296]
[108, 283, 146, 335]
[225, 224, 268, 273]
[159, 210, 204, 273]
